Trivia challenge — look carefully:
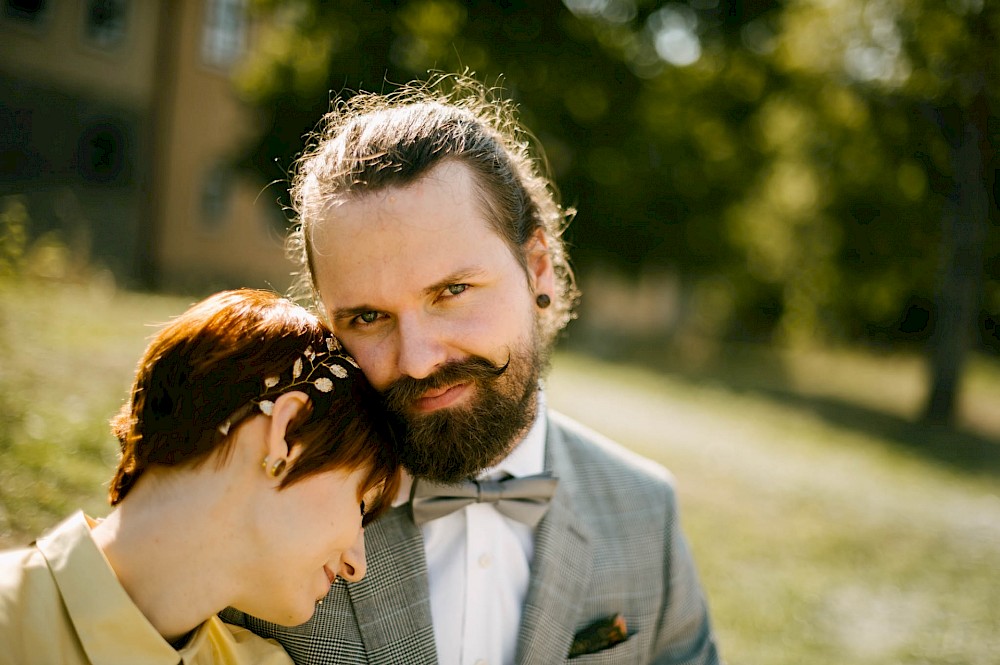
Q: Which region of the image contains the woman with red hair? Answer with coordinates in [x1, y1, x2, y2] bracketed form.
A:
[0, 289, 399, 664]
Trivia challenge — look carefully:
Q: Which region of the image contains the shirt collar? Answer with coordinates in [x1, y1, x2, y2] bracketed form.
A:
[35, 513, 286, 665]
[35, 511, 181, 665]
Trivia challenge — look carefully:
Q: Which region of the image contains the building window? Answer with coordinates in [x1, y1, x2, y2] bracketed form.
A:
[200, 164, 232, 229]
[84, 0, 127, 49]
[3, 0, 48, 24]
[202, 0, 246, 69]
[77, 120, 128, 183]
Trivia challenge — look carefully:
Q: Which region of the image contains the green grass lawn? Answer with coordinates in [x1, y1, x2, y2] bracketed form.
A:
[2, 277, 998, 664]
[0, 278, 196, 541]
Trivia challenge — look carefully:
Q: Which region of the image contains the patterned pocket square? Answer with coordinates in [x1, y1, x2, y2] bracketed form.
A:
[568, 613, 629, 658]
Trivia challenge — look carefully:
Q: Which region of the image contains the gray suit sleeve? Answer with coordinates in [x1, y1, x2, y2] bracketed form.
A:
[651, 492, 722, 665]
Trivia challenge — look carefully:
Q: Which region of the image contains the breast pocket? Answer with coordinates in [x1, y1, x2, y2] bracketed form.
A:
[567, 635, 640, 664]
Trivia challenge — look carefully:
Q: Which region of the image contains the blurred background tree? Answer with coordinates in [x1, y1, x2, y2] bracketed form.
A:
[233, 0, 997, 424]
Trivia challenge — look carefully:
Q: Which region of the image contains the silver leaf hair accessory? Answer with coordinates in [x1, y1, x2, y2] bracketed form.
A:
[217, 335, 360, 436]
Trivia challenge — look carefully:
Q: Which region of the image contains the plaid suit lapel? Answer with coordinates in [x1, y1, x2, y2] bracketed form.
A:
[515, 417, 594, 664]
[347, 502, 439, 664]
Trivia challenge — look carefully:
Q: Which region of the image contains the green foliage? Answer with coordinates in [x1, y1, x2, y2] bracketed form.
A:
[0, 195, 112, 285]
[233, 0, 997, 357]
[0, 196, 28, 278]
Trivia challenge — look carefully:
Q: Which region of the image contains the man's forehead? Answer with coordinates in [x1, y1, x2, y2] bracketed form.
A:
[311, 166, 517, 287]
[312, 227, 514, 317]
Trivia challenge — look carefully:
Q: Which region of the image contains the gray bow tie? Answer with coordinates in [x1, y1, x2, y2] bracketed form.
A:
[411, 472, 559, 527]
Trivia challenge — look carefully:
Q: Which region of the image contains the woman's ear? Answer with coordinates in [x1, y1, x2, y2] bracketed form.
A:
[264, 391, 312, 466]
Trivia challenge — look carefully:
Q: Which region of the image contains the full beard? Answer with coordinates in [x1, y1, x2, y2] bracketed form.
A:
[383, 338, 544, 484]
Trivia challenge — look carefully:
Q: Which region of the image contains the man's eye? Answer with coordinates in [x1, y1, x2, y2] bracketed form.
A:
[445, 284, 468, 296]
[357, 312, 379, 324]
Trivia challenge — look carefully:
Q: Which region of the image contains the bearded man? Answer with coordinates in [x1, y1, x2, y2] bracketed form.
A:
[223, 78, 722, 665]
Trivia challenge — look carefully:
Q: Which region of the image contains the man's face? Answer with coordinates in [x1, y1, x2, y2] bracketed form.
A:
[310, 160, 555, 482]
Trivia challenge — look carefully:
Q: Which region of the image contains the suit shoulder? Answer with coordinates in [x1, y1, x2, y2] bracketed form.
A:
[549, 410, 675, 490]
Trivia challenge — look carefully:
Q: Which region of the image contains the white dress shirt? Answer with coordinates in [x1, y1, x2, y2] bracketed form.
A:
[394, 394, 547, 665]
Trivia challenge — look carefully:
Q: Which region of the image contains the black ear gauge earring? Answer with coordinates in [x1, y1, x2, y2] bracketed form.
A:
[536, 293, 551, 309]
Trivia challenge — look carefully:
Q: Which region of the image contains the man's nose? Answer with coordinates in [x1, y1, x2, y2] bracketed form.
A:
[338, 529, 366, 583]
[395, 314, 448, 380]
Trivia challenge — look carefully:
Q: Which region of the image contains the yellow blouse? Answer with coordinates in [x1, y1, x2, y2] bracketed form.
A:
[0, 511, 293, 665]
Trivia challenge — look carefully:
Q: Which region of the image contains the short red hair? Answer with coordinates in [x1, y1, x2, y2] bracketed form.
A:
[108, 289, 399, 521]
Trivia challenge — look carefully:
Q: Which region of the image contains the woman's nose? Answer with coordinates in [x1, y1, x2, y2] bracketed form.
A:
[338, 529, 367, 583]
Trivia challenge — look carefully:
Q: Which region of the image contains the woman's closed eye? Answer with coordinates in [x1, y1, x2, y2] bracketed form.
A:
[361, 499, 379, 527]
[360, 485, 385, 527]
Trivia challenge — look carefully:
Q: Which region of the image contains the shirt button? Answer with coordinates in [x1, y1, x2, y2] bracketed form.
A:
[478, 553, 492, 568]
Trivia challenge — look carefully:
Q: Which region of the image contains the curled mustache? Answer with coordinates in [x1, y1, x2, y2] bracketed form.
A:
[383, 355, 510, 413]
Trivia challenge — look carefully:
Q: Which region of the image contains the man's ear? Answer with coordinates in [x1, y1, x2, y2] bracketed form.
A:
[525, 228, 555, 297]
[264, 391, 311, 465]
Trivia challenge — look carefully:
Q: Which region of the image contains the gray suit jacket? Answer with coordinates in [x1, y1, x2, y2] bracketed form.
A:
[223, 410, 721, 664]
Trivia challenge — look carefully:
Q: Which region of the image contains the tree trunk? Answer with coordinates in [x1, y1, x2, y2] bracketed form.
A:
[923, 102, 989, 424]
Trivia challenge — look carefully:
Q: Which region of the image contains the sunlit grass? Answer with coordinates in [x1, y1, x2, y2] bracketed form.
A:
[2, 278, 997, 664]
[0, 278, 192, 541]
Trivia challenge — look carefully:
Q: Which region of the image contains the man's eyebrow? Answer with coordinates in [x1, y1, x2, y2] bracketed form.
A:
[420, 268, 485, 297]
[331, 305, 377, 321]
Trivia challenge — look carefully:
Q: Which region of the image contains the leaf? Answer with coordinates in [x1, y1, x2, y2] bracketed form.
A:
[330, 364, 348, 378]
[258, 400, 274, 416]
[264, 375, 279, 388]
[292, 357, 303, 379]
[314, 377, 333, 392]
